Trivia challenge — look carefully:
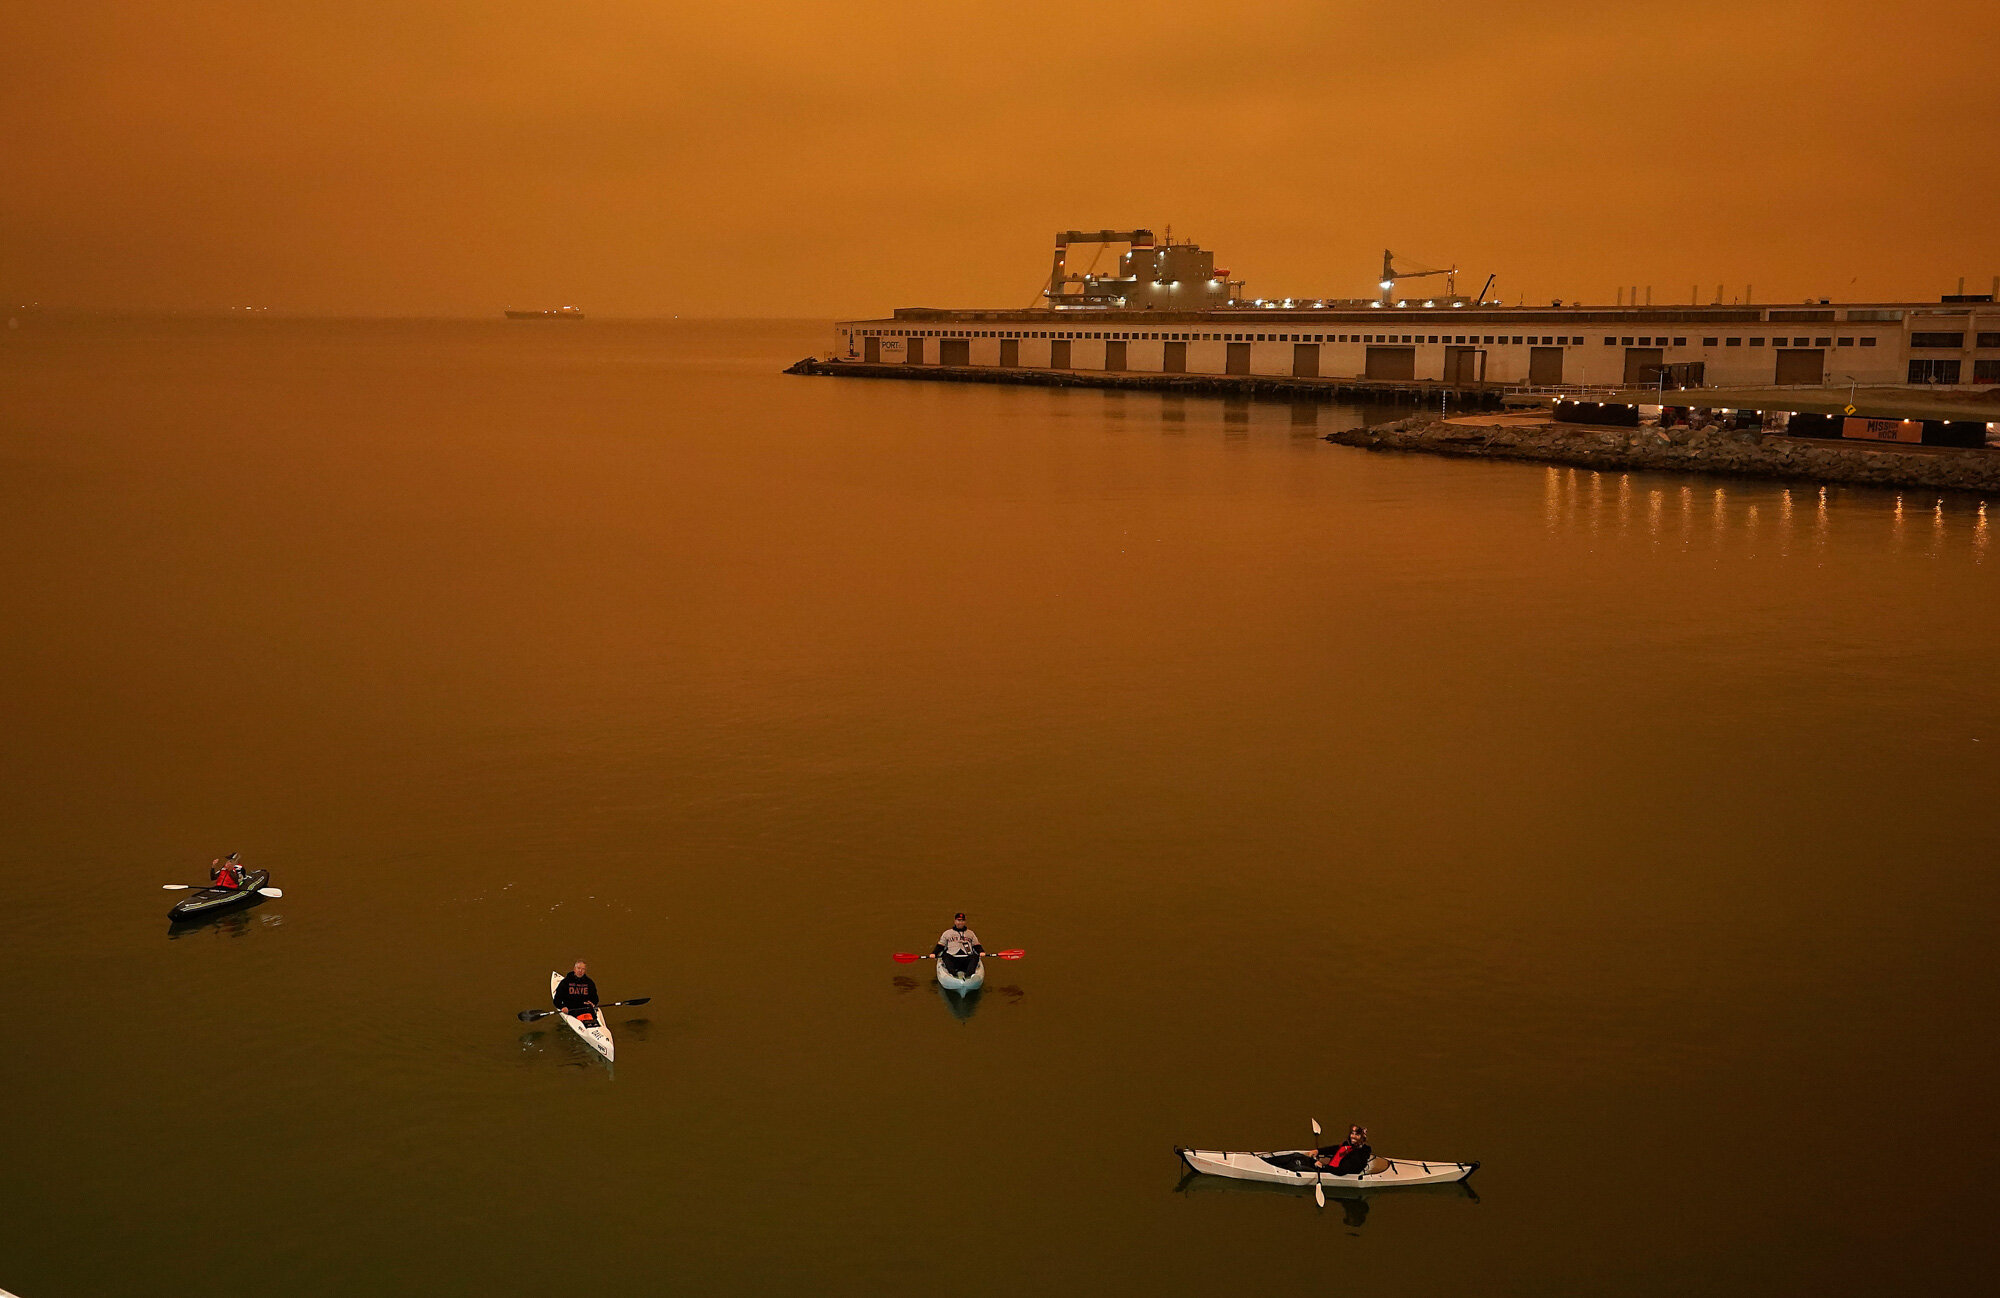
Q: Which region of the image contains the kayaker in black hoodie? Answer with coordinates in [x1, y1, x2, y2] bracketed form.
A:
[553, 962, 600, 1021]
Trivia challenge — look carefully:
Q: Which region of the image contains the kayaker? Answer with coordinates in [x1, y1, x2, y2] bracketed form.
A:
[210, 853, 244, 889]
[932, 913, 983, 978]
[1316, 1125, 1372, 1174]
[552, 961, 601, 1022]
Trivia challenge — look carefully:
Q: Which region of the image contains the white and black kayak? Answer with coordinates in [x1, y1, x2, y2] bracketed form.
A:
[549, 971, 614, 1062]
[168, 869, 272, 923]
[935, 952, 985, 994]
[1176, 1147, 1478, 1188]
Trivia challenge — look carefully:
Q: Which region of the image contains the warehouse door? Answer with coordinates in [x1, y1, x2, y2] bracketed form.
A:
[940, 339, 969, 366]
[1528, 346, 1564, 385]
[1104, 340, 1127, 370]
[1774, 348, 1825, 384]
[998, 339, 1017, 367]
[1163, 341, 1187, 373]
[908, 337, 926, 364]
[1226, 342, 1251, 374]
[1292, 343, 1320, 377]
[863, 336, 880, 362]
[1444, 346, 1485, 383]
[1622, 347, 1665, 385]
[1365, 346, 1416, 380]
[1050, 339, 1071, 369]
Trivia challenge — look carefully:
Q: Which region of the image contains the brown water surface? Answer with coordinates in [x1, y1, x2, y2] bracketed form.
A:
[1, 319, 1996, 1295]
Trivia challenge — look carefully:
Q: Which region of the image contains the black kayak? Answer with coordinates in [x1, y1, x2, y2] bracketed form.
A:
[168, 869, 271, 922]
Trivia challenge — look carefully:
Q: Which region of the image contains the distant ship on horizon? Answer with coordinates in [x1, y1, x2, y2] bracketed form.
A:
[504, 305, 584, 320]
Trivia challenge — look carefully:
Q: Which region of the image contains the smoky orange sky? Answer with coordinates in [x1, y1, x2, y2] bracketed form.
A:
[5, 1, 1996, 317]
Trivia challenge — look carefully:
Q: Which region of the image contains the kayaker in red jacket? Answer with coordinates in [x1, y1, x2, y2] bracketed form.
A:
[553, 962, 601, 1022]
[210, 853, 244, 889]
[1312, 1125, 1372, 1174]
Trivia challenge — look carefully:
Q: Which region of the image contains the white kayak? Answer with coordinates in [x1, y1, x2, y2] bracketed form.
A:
[936, 955, 985, 994]
[1176, 1147, 1478, 1188]
[549, 971, 614, 1062]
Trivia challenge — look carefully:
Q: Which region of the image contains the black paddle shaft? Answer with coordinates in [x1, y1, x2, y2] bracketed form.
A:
[517, 997, 649, 1021]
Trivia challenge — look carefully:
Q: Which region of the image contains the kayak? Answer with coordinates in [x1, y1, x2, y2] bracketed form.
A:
[1175, 1147, 1478, 1188]
[549, 971, 614, 1062]
[168, 869, 271, 923]
[935, 953, 984, 994]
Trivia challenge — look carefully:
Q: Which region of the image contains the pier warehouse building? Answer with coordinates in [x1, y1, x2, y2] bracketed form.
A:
[832, 230, 2000, 393]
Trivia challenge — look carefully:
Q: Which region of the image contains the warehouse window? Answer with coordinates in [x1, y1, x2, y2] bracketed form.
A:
[1749, 338, 1764, 346]
[1814, 337, 1831, 347]
[1911, 332, 1964, 348]
[1673, 337, 1687, 346]
[1621, 337, 1634, 345]
[1837, 337, 1853, 346]
[1604, 337, 1616, 346]
[1703, 337, 1719, 347]
[1726, 338, 1742, 347]
[1861, 337, 1876, 347]
[1979, 333, 2000, 348]
[1909, 359, 1962, 383]
[1975, 359, 2000, 383]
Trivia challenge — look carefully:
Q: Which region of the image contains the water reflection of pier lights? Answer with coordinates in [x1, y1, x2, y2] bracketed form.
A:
[1541, 467, 1989, 560]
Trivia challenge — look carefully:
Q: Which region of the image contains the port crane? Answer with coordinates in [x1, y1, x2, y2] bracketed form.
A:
[1378, 249, 1457, 306]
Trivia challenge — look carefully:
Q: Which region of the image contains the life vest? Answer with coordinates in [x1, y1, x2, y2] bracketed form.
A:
[214, 864, 239, 888]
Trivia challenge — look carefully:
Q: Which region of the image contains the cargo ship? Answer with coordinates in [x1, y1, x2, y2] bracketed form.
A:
[504, 306, 584, 320]
[828, 229, 2000, 392]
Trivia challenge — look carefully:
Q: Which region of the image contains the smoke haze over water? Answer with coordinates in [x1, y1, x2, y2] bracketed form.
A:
[4, 2, 1997, 315]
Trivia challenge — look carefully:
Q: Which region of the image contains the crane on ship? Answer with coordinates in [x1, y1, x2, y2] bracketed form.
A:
[1378, 249, 1457, 306]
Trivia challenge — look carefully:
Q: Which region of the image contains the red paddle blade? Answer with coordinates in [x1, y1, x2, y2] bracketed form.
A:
[891, 953, 922, 963]
[992, 949, 1025, 959]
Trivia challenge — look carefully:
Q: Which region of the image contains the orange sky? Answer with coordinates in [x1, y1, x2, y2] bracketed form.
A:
[5, 1, 1996, 316]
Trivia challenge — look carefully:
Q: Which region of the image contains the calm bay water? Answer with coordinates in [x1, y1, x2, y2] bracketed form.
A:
[1, 318, 1996, 1296]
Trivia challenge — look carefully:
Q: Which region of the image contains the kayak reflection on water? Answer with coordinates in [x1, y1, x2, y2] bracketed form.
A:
[1174, 1164, 1479, 1220]
[166, 904, 279, 940]
[938, 983, 982, 1023]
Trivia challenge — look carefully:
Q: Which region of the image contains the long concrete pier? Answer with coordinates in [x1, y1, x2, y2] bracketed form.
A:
[785, 358, 1511, 409]
[1328, 415, 2000, 494]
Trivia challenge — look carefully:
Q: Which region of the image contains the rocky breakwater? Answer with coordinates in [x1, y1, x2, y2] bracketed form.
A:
[1325, 417, 2000, 496]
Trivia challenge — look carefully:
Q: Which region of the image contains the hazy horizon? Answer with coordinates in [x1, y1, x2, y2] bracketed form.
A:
[6, 2, 1998, 317]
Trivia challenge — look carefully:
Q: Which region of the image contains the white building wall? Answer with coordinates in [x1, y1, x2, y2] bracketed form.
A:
[834, 310, 1985, 389]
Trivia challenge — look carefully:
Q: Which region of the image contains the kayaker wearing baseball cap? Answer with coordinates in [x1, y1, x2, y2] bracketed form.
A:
[932, 913, 983, 978]
[210, 852, 244, 888]
[1314, 1125, 1373, 1174]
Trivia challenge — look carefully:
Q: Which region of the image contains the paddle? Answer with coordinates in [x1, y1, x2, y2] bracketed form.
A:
[163, 883, 284, 898]
[516, 997, 651, 1023]
[892, 948, 1024, 963]
[1312, 1120, 1326, 1207]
